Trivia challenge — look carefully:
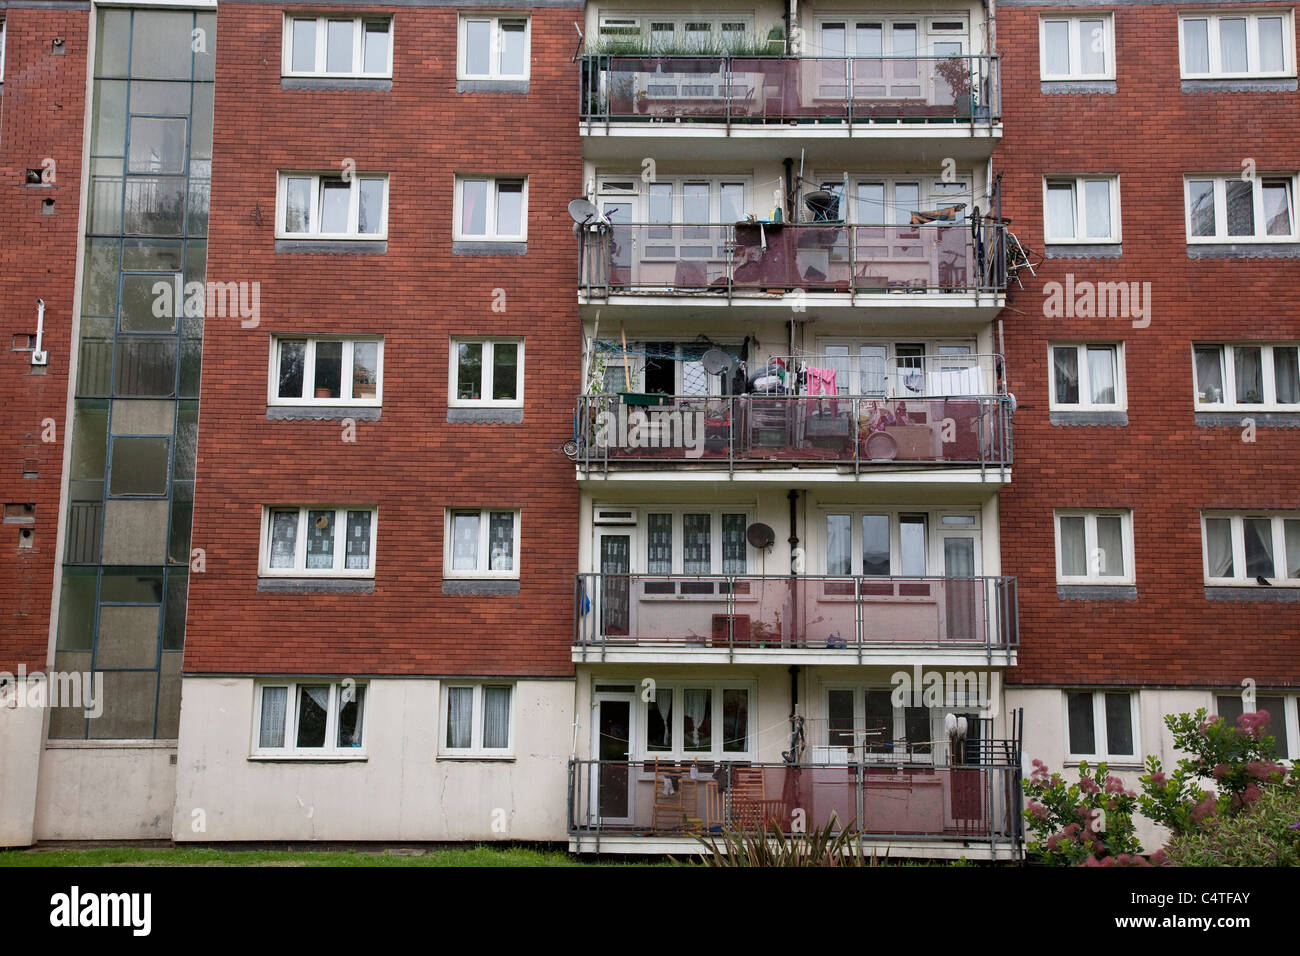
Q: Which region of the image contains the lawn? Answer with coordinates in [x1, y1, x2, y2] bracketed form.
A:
[0, 845, 625, 867]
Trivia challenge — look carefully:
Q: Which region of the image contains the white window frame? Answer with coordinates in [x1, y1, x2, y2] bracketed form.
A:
[1193, 342, 1300, 409]
[637, 681, 756, 760]
[1048, 342, 1126, 411]
[598, 14, 756, 50]
[1, 18, 6, 85]
[1054, 510, 1135, 585]
[281, 15, 394, 79]
[454, 175, 528, 242]
[268, 337, 384, 407]
[259, 505, 379, 578]
[813, 16, 970, 57]
[1178, 11, 1296, 78]
[820, 685, 960, 765]
[817, 508, 980, 576]
[1184, 173, 1298, 242]
[1201, 512, 1300, 586]
[440, 682, 516, 757]
[444, 507, 521, 579]
[1043, 176, 1122, 243]
[626, 508, 756, 576]
[1064, 690, 1140, 762]
[1039, 14, 1116, 81]
[448, 337, 525, 408]
[846, 176, 973, 226]
[457, 14, 530, 80]
[252, 680, 368, 758]
[276, 171, 389, 240]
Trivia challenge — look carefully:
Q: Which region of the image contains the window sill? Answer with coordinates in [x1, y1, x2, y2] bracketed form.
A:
[436, 754, 516, 762]
[268, 405, 381, 422]
[456, 79, 529, 94]
[281, 77, 392, 92]
[442, 579, 520, 596]
[258, 577, 375, 594]
[447, 407, 524, 425]
[1057, 585, 1137, 601]
[1064, 760, 1143, 771]
[1205, 586, 1300, 603]
[275, 239, 388, 255]
[1181, 77, 1297, 94]
[248, 754, 368, 762]
[1040, 79, 1116, 95]
[1050, 409, 1128, 426]
[1187, 242, 1300, 259]
[1045, 243, 1121, 259]
[1195, 411, 1300, 427]
[452, 241, 526, 256]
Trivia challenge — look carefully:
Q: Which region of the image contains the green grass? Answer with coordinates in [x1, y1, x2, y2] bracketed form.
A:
[0, 845, 619, 867]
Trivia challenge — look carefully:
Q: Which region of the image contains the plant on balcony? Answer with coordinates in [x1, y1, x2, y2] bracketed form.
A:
[934, 55, 974, 115]
[1022, 759, 1142, 866]
[586, 26, 786, 58]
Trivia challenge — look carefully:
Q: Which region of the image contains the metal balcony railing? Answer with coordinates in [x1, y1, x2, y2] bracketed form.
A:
[574, 573, 1019, 656]
[579, 55, 1001, 126]
[577, 221, 1007, 297]
[769, 353, 1005, 398]
[574, 394, 1013, 472]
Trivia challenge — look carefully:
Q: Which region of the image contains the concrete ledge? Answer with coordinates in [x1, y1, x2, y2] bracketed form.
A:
[1182, 78, 1297, 94]
[268, 406, 382, 422]
[457, 79, 529, 94]
[282, 77, 392, 92]
[1057, 585, 1137, 601]
[1196, 411, 1300, 428]
[1050, 410, 1128, 426]
[1041, 80, 1116, 95]
[1187, 242, 1300, 259]
[275, 240, 388, 255]
[442, 579, 520, 596]
[1205, 586, 1300, 602]
[446, 407, 524, 424]
[1045, 243, 1121, 259]
[258, 578, 375, 594]
[452, 241, 527, 256]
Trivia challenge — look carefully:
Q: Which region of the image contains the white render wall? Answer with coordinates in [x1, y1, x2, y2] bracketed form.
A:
[34, 743, 177, 841]
[0, 680, 46, 846]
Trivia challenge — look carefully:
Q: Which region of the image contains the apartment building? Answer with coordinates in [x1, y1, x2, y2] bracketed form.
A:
[0, 0, 1295, 858]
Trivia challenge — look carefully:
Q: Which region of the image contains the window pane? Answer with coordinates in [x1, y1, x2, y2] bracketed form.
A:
[899, 515, 926, 576]
[722, 514, 747, 575]
[352, 342, 379, 400]
[1046, 183, 1076, 239]
[1087, 346, 1117, 404]
[345, 510, 371, 570]
[457, 342, 483, 400]
[1083, 180, 1111, 238]
[320, 179, 350, 234]
[862, 514, 890, 576]
[682, 688, 712, 752]
[1194, 346, 1225, 403]
[314, 341, 343, 399]
[1060, 516, 1086, 576]
[905, 707, 931, 754]
[306, 510, 336, 570]
[863, 691, 893, 752]
[284, 177, 311, 234]
[1188, 180, 1216, 236]
[647, 688, 672, 751]
[496, 181, 523, 237]
[270, 511, 298, 568]
[259, 687, 288, 748]
[828, 689, 855, 747]
[483, 686, 511, 749]
[491, 343, 518, 401]
[451, 512, 480, 570]
[1256, 696, 1290, 759]
[326, 20, 354, 73]
[719, 184, 745, 225]
[1262, 180, 1293, 237]
[1096, 515, 1124, 577]
[499, 20, 526, 76]
[357, 178, 384, 235]
[647, 514, 672, 575]
[465, 20, 491, 75]
[1273, 347, 1299, 404]
[446, 687, 472, 748]
[1078, 20, 1106, 75]
[683, 514, 711, 574]
[128, 117, 187, 174]
[1259, 17, 1285, 73]
[1225, 180, 1255, 236]
[1043, 21, 1070, 76]
[461, 179, 488, 235]
[723, 689, 748, 753]
[1244, 517, 1275, 578]
[1205, 517, 1235, 577]
[1285, 519, 1300, 579]
[296, 686, 329, 747]
[1053, 347, 1080, 404]
[488, 512, 514, 571]
[336, 685, 364, 747]
[1067, 692, 1096, 754]
[362, 21, 390, 74]
[291, 20, 317, 73]
[1219, 18, 1247, 73]
[110, 437, 170, 496]
[278, 341, 306, 399]
[1104, 693, 1134, 755]
[1183, 19, 1210, 73]
[894, 184, 920, 226]
[1234, 346, 1263, 403]
[826, 514, 850, 575]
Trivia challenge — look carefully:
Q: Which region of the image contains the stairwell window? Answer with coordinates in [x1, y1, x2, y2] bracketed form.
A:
[1193, 343, 1300, 408]
[261, 506, 378, 577]
[283, 16, 393, 78]
[1202, 513, 1300, 586]
[449, 338, 523, 407]
[459, 15, 529, 80]
[455, 176, 527, 242]
[1185, 174, 1296, 241]
[445, 508, 519, 578]
[1065, 690, 1138, 761]
[442, 683, 514, 756]
[1040, 15, 1114, 80]
[278, 172, 388, 240]
[1049, 343, 1124, 410]
[1180, 12, 1294, 78]
[1044, 177, 1120, 243]
[1055, 510, 1134, 585]
[271, 337, 383, 406]
[254, 681, 366, 756]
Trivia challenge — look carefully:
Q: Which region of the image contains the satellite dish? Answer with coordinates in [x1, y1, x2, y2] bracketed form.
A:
[700, 349, 733, 376]
[746, 522, 776, 549]
[568, 198, 605, 226]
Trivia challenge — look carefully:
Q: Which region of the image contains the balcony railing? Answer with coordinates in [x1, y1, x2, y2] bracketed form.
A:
[574, 574, 1019, 655]
[578, 221, 1007, 297]
[568, 759, 1022, 848]
[574, 394, 1012, 471]
[580, 55, 1001, 126]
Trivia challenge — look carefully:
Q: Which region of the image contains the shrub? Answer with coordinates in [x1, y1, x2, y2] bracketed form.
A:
[1163, 785, 1300, 866]
[1022, 759, 1142, 865]
[693, 818, 879, 867]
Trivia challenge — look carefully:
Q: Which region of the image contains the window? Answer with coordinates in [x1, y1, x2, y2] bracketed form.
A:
[1193, 343, 1300, 407]
[822, 510, 967, 576]
[455, 176, 526, 242]
[823, 687, 955, 763]
[1055, 510, 1134, 584]
[1065, 690, 1138, 760]
[641, 683, 753, 759]
[1202, 513, 1300, 586]
[459, 15, 529, 79]
[625, 510, 751, 575]
[442, 683, 514, 755]
[445, 508, 519, 578]
[1049, 344, 1124, 410]
[254, 681, 366, 756]
[1180, 12, 1294, 78]
[1185, 174, 1296, 241]
[278, 172, 388, 240]
[1044, 177, 1120, 242]
[449, 338, 523, 407]
[598, 15, 755, 51]
[260, 506, 378, 577]
[283, 16, 392, 78]
[1215, 693, 1295, 759]
[270, 337, 383, 406]
[1040, 15, 1115, 80]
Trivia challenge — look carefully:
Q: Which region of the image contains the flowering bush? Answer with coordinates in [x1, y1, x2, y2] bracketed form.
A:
[1022, 759, 1142, 865]
[1162, 786, 1300, 867]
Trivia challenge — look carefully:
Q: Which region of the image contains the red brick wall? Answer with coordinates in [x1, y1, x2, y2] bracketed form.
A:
[0, 10, 89, 674]
[184, 6, 582, 676]
[997, 3, 1300, 687]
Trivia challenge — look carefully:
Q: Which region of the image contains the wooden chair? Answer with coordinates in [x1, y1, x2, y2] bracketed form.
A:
[728, 767, 788, 832]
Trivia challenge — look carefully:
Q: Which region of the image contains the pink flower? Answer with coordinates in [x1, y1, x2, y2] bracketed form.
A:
[1104, 776, 1126, 794]
[1079, 776, 1100, 795]
[1149, 771, 1167, 786]
[1027, 801, 1049, 823]
[1246, 760, 1281, 781]
[1149, 849, 1170, 866]
[1211, 763, 1230, 780]
[1191, 795, 1218, 824]
[1237, 710, 1271, 737]
[1030, 759, 1051, 785]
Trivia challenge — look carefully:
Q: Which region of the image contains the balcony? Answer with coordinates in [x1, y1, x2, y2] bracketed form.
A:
[574, 574, 1018, 666]
[577, 221, 1007, 322]
[579, 55, 1001, 161]
[567, 757, 1023, 858]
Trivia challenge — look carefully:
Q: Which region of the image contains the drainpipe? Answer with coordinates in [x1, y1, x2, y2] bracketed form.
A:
[782, 157, 794, 222]
[787, 487, 800, 658]
[787, 0, 799, 55]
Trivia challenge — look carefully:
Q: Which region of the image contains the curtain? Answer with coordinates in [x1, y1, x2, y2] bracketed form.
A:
[488, 512, 514, 571]
[722, 514, 747, 574]
[336, 686, 365, 747]
[1095, 516, 1124, 576]
[1286, 520, 1300, 580]
[827, 514, 851, 575]
[1235, 347, 1263, 403]
[451, 513, 479, 570]
[1205, 518, 1235, 577]
[647, 691, 672, 751]
[684, 688, 710, 751]
[1059, 516, 1086, 576]
[1195, 346, 1224, 403]
[306, 510, 335, 569]
[1244, 518, 1275, 577]
[1274, 347, 1300, 404]
[1087, 347, 1116, 404]
[1053, 347, 1079, 404]
[647, 513, 672, 574]
[296, 686, 329, 748]
[345, 510, 371, 570]
[259, 686, 287, 748]
[446, 687, 473, 749]
[483, 686, 511, 749]
[683, 514, 710, 574]
[270, 511, 298, 569]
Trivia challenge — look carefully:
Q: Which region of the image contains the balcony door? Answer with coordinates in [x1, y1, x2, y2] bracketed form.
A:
[941, 521, 982, 643]
[592, 691, 636, 824]
[597, 528, 632, 638]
